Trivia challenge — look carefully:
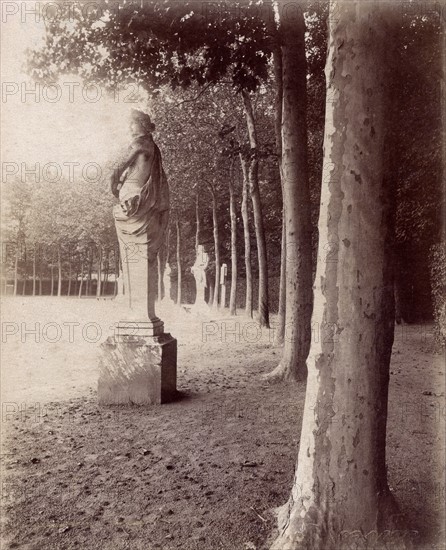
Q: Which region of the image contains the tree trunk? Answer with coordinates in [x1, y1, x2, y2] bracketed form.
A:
[78, 260, 84, 298]
[195, 192, 200, 252]
[74, 269, 78, 297]
[57, 246, 62, 297]
[32, 244, 36, 297]
[67, 260, 72, 297]
[13, 245, 19, 296]
[275, 214, 286, 345]
[210, 186, 221, 309]
[50, 264, 54, 297]
[271, 2, 400, 547]
[103, 252, 109, 296]
[157, 253, 164, 301]
[22, 242, 27, 296]
[228, 159, 238, 316]
[240, 155, 253, 318]
[96, 247, 102, 298]
[38, 259, 42, 296]
[87, 252, 93, 296]
[241, 90, 269, 328]
[114, 247, 120, 297]
[166, 223, 171, 264]
[176, 219, 182, 306]
[272, 36, 286, 346]
[265, 2, 312, 382]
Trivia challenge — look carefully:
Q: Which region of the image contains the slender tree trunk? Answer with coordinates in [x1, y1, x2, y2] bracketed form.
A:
[228, 159, 238, 316]
[13, 245, 19, 296]
[176, 219, 182, 306]
[240, 155, 253, 318]
[103, 252, 109, 296]
[157, 253, 163, 301]
[57, 246, 62, 297]
[241, 90, 269, 328]
[67, 260, 72, 297]
[271, 2, 400, 547]
[195, 192, 200, 252]
[272, 36, 286, 346]
[87, 252, 93, 296]
[114, 247, 120, 297]
[50, 263, 54, 297]
[78, 260, 84, 298]
[265, 2, 312, 382]
[74, 269, 78, 297]
[22, 242, 27, 296]
[38, 259, 42, 296]
[276, 214, 286, 344]
[165, 223, 171, 264]
[32, 244, 36, 297]
[210, 186, 221, 309]
[96, 247, 102, 298]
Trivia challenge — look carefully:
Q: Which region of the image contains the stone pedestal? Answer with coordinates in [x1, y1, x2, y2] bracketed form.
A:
[98, 332, 177, 405]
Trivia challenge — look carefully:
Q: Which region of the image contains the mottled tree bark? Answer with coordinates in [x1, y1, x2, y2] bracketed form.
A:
[266, 2, 312, 382]
[271, 2, 400, 548]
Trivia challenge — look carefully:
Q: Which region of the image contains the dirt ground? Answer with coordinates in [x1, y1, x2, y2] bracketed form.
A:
[0, 298, 445, 550]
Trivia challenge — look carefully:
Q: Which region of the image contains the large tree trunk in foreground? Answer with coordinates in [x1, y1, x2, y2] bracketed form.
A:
[266, 3, 312, 382]
[176, 219, 182, 306]
[228, 159, 238, 316]
[242, 90, 269, 328]
[271, 2, 400, 548]
[240, 155, 253, 318]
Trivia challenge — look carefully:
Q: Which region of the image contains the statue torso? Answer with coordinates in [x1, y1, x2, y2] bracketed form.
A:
[118, 135, 155, 203]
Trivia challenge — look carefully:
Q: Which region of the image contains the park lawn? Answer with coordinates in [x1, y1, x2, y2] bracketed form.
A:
[0, 298, 444, 550]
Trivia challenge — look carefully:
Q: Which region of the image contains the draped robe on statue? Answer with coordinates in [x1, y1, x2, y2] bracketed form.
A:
[111, 135, 169, 322]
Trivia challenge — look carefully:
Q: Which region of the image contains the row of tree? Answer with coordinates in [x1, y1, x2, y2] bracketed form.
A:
[3, 1, 444, 546]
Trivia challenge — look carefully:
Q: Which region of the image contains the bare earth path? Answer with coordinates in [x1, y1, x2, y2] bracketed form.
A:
[1, 298, 444, 549]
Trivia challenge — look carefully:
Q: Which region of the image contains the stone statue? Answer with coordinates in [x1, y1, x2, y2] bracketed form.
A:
[191, 245, 209, 310]
[110, 109, 169, 333]
[162, 262, 174, 305]
[99, 109, 177, 406]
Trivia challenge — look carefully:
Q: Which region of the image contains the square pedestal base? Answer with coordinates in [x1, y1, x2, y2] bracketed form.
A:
[98, 333, 177, 405]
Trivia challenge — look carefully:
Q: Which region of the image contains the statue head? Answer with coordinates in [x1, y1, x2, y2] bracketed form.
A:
[130, 109, 155, 137]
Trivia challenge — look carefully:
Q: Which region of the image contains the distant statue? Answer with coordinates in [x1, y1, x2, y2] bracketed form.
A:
[191, 245, 209, 310]
[162, 262, 174, 305]
[110, 109, 169, 328]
